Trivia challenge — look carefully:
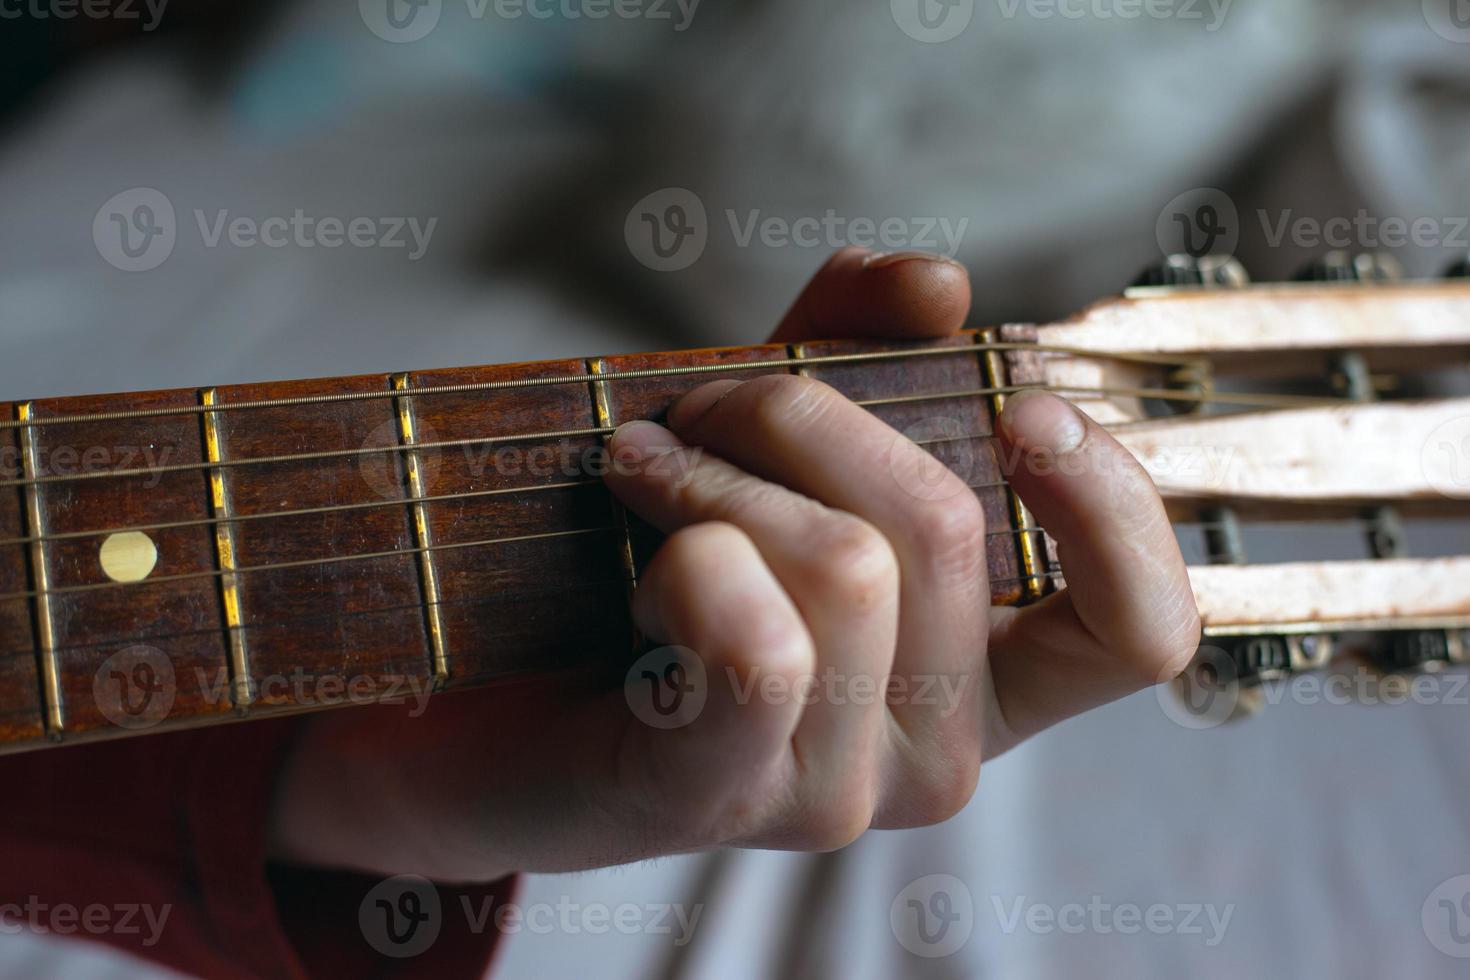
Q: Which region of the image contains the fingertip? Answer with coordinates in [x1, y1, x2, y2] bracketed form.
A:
[609, 419, 683, 463]
[858, 250, 971, 338]
[998, 389, 1087, 455]
[769, 247, 971, 343]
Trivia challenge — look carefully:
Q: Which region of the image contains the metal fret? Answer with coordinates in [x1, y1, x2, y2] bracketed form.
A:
[588, 360, 640, 637]
[16, 404, 62, 738]
[977, 331, 1048, 601]
[201, 389, 254, 712]
[392, 374, 450, 688]
[788, 343, 812, 377]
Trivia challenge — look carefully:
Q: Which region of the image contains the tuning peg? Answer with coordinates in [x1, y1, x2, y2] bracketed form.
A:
[1132, 253, 1250, 289]
[1294, 251, 1404, 282]
[1372, 630, 1458, 673]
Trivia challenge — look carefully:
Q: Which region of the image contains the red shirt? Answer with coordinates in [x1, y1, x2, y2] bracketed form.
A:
[0, 719, 513, 978]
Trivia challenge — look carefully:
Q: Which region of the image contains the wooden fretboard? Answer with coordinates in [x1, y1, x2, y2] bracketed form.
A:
[0, 331, 1053, 753]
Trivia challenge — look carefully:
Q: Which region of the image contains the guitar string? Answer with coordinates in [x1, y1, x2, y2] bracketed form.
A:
[0, 500, 1405, 605]
[0, 341, 1202, 431]
[0, 568, 1070, 665]
[0, 579, 638, 664]
[0, 482, 1029, 603]
[0, 381, 1348, 493]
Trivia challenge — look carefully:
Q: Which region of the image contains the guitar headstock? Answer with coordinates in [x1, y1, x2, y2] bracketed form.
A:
[1018, 251, 1470, 723]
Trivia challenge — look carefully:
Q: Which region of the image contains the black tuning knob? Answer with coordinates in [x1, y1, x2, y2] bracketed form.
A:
[1375, 630, 1453, 673]
[1294, 251, 1403, 282]
[1444, 253, 1470, 278]
[1132, 254, 1249, 289]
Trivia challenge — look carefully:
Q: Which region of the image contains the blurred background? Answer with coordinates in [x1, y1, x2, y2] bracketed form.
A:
[2, 0, 1469, 976]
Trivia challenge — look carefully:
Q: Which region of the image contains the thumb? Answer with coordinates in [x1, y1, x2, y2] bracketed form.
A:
[767, 246, 971, 344]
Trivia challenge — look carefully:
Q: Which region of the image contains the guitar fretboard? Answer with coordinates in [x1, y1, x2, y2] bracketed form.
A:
[0, 331, 1049, 753]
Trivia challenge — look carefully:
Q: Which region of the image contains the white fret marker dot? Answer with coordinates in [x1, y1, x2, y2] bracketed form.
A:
[99, 532, 158, 583]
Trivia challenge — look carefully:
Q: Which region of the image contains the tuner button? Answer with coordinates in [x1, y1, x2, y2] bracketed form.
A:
[1375, 630, 1453, 673]
[1225, 634, 1294, 685]
[1132, 254, 1250, 289]
[1294, 250, 1404, 282]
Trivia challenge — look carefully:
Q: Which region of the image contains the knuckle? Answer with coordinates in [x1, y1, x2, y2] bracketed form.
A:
[911, 752, 982, 826]
[806, 516, 899, 608]
[907, 492, 988, 577]
[800, 782, 877, 852]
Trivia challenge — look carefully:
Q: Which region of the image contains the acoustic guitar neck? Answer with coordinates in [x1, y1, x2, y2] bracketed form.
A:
[6, 276, 1470, 751]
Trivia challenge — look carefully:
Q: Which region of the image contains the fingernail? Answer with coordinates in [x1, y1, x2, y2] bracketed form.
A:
[863, 250, 964, 270]
[999, 389, 1086, 454]
[668, 379, 743, 431]
[609, 420, 681, 462]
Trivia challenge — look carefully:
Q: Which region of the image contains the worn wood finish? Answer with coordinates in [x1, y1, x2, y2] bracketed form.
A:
[1190, 558, 1470, 633]
[16, 389, 234, 737]
[0, 335, 1032, 752]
